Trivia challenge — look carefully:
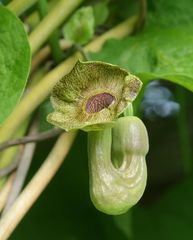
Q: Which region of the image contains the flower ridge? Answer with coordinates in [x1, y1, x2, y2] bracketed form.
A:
[47, 60, 142, 131]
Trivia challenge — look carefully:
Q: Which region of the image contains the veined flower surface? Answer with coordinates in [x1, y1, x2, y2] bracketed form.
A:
[47, 61, 142, 131]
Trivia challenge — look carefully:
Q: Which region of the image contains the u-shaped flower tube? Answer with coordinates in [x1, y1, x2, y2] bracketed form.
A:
[47, 61, 147, 215]
[88, 116, 149, 215]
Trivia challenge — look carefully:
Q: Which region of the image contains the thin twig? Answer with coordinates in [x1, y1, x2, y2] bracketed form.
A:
[0, 128, 63, 152]
[1, 118, 39, 215]
[0, 131, 76, 240]
[0, 145, 24, 177]
[0, 150, 22, 177]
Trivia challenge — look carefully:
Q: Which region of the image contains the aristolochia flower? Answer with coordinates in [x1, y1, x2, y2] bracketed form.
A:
[47, 61, 142, 131]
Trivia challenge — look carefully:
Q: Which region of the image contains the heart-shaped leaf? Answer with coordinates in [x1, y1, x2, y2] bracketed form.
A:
[0, 6, 30, 124]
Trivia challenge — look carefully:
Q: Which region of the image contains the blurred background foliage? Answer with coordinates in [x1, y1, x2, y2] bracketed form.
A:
[1, 0, 193, 239]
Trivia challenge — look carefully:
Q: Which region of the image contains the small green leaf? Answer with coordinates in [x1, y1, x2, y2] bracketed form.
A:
[0, 6, 30, 124]
[63, 6, 95, 45]
[93, 2, 109, 26]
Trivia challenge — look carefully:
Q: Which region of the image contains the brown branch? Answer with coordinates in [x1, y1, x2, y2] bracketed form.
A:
[0, 152, 21, 177]
[1, 118, 38, 215]
[0, 145, 24, 178]
[0, 128, 63, 152]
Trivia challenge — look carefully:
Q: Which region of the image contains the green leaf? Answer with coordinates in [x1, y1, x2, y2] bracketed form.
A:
[90, 0, 193, 92]
[63, 6, 95, 45]
[0, 6, 30, 124]
[91, 27, 193, 91]
[93, 2, 109, 26]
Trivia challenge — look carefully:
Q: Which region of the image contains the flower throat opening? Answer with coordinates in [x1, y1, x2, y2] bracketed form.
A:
[86, 93, 115, 113]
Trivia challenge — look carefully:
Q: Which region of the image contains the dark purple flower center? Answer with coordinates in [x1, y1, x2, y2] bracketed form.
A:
[86, 93, 115, 113]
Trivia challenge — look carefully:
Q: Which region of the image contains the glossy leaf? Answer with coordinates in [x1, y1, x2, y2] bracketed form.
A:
[0, 6, 30, 124]
[90, 0, 193, 92]
[91, 27, 193, 92]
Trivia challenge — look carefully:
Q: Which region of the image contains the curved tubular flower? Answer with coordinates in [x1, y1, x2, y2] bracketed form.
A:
[88, 116, 149, 215]
[47, 61, 142, 131]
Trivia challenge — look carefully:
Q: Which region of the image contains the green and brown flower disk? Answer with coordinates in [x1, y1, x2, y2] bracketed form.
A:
[47, 60, 142, 131]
